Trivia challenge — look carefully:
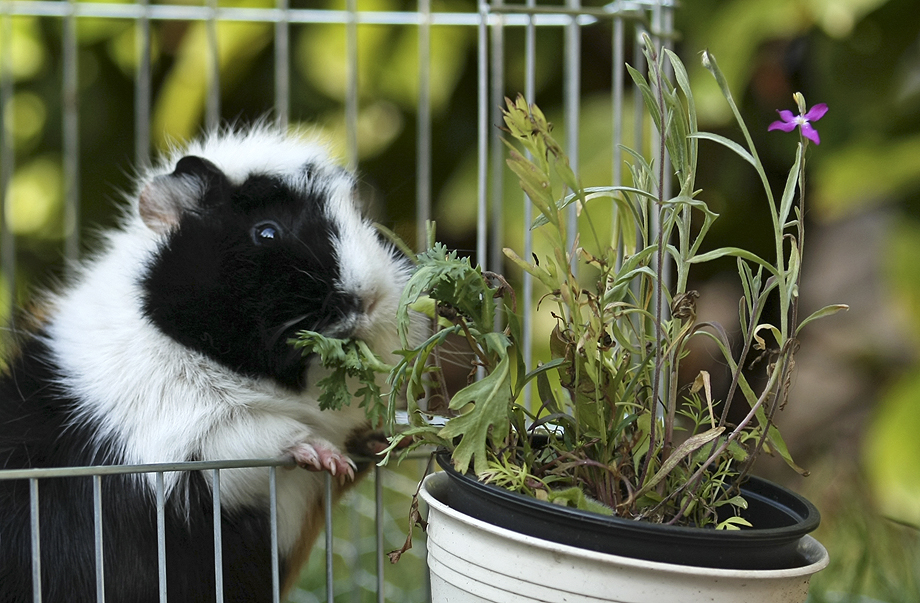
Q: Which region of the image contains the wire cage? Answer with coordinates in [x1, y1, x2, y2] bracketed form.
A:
[0, 0, 674, 601]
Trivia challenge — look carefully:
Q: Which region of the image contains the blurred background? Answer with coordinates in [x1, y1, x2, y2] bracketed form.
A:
[1, 0, 919, 600]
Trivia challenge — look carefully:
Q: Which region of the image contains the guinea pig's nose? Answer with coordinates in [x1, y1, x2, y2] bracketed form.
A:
[338, 293, 363, 326]
[320, 293, 362, 339]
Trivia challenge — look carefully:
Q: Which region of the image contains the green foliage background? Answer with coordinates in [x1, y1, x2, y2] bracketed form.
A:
[2, 0, 919, 599]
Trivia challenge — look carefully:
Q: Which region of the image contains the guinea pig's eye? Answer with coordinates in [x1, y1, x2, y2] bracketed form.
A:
[252, 221, 281, 245]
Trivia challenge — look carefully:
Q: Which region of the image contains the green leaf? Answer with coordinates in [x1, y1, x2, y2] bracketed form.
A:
[688, 246, 778, 277]
[506, 149, 555, 211]
[768, 424, 809, 476]
[666, 48, 696, 137]
[701, 50, 740, 125]
[545, 486, 614, 515]
[778, 143, 804, 227]
[377, 424, 450, 466]
[439, 355, 514, 475]
[663, 88, 689, 176]
[690, 132, 756, 168]
[530, 186, 653, 230]
[316, 369, 351, 412]
[716, 516, 753, 530]
[635, 426, 725, 498]
[522, 357, 567, 388]
[716, 494, 749, 510]
[664, 193, 718, 220]
[503, 247, 558, 291]
[536, 369, 563, 415]
[619, 144, 655, 184]
[796, 304, 849, 335]
[626, 63, 660, 132]
[397, 242, 500, 342]
[387, 323, 463, 429]
[291, 331, 392, 423]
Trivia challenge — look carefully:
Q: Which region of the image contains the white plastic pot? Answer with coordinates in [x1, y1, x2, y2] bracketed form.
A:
[420, 472, 829, 603]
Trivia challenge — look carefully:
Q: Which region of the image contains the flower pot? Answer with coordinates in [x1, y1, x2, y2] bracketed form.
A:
[434, 451, 820, 570]
[420, 471, 829, 603]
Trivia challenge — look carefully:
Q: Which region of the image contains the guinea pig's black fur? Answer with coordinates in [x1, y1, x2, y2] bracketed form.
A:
[0, 126, 413, 603]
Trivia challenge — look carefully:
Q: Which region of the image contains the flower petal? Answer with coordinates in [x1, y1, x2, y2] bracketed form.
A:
[804, 103, 828, 122]
[776, 109, 797, 123]
[768, 120, 798, 132]
[800, 122, 821, 145]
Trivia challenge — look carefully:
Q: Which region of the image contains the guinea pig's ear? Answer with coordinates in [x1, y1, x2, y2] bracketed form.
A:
[139, 156, 229, 234]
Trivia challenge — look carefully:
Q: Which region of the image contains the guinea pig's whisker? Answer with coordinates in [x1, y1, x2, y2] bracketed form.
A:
[318, 290, 346, 323]
[292, 266, 323, 285]
[268, 314, 313, 348]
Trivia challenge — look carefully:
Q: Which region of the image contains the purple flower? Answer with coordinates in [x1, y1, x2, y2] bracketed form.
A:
[768, 102, 828, 145]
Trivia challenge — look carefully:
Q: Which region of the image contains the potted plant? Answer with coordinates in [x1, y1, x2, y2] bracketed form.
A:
[296, 39, 842, 603]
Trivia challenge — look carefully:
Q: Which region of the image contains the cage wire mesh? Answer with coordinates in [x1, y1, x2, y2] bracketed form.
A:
[0, 0, 674, 601]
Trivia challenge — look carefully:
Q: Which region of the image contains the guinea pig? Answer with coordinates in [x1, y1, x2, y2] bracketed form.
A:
[0, 125, 413, 603]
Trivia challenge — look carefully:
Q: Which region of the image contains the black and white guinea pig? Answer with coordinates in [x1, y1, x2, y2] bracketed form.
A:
[0, 125, 414, 603]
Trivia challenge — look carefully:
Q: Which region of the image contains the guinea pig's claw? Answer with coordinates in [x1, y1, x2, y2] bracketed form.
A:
[344, 458, 357, 482]
[288, 440, 357, 482]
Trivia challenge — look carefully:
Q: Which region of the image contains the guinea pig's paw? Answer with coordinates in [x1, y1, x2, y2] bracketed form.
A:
[287, 438, 357, 481]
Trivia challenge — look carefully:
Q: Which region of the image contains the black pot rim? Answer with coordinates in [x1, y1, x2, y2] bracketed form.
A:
[435, 451, 821, 568]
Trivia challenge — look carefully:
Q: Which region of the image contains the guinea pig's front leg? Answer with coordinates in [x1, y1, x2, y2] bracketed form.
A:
[286, 437, 357, 481]
[201, 412, 358, 483]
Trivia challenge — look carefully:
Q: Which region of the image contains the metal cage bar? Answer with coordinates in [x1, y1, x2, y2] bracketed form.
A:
[29, 478, 41, 603]
[563, 0, 580, 258]
[345, 0, 359, 172]
[269, 466, 282, 603]
[488, 0, 504, 279]
[274, 0, 289, 129]
[135, 0, 151, 167]
[206, 0, 220, 132]
[92, 475, 105, 603]
[155, 471, 168, 603]
[415, 0, 432, 251]
[324, 472, 334, 603]
[62, 0, 79, 263]
[212, 469, 225, 603]
[0, 5, 14, 322]
[476, 1, 489, 273]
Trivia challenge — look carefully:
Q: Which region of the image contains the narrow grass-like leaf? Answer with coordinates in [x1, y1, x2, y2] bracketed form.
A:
[626, 63, 660, 131]
[797, 304, 849, 335]
[688, 247, 778, 277]
[666, 48, 697, 138]
[778, 142, 804, 226]
[531, 186, 653, 229]
[768, 424, 809, 476]
[690, 132, 757, 168]
[635, 426, 725, 498]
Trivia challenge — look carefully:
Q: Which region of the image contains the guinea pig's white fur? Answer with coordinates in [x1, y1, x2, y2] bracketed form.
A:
[42, 125, 409, 555]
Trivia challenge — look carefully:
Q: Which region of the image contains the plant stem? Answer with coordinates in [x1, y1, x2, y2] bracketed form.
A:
[431, 315, 453, 412]
[735, 140, 808, 484]
[639, 43, 668, 486]
[790, 139, 807, 338]
[455, 315, 492, 370]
